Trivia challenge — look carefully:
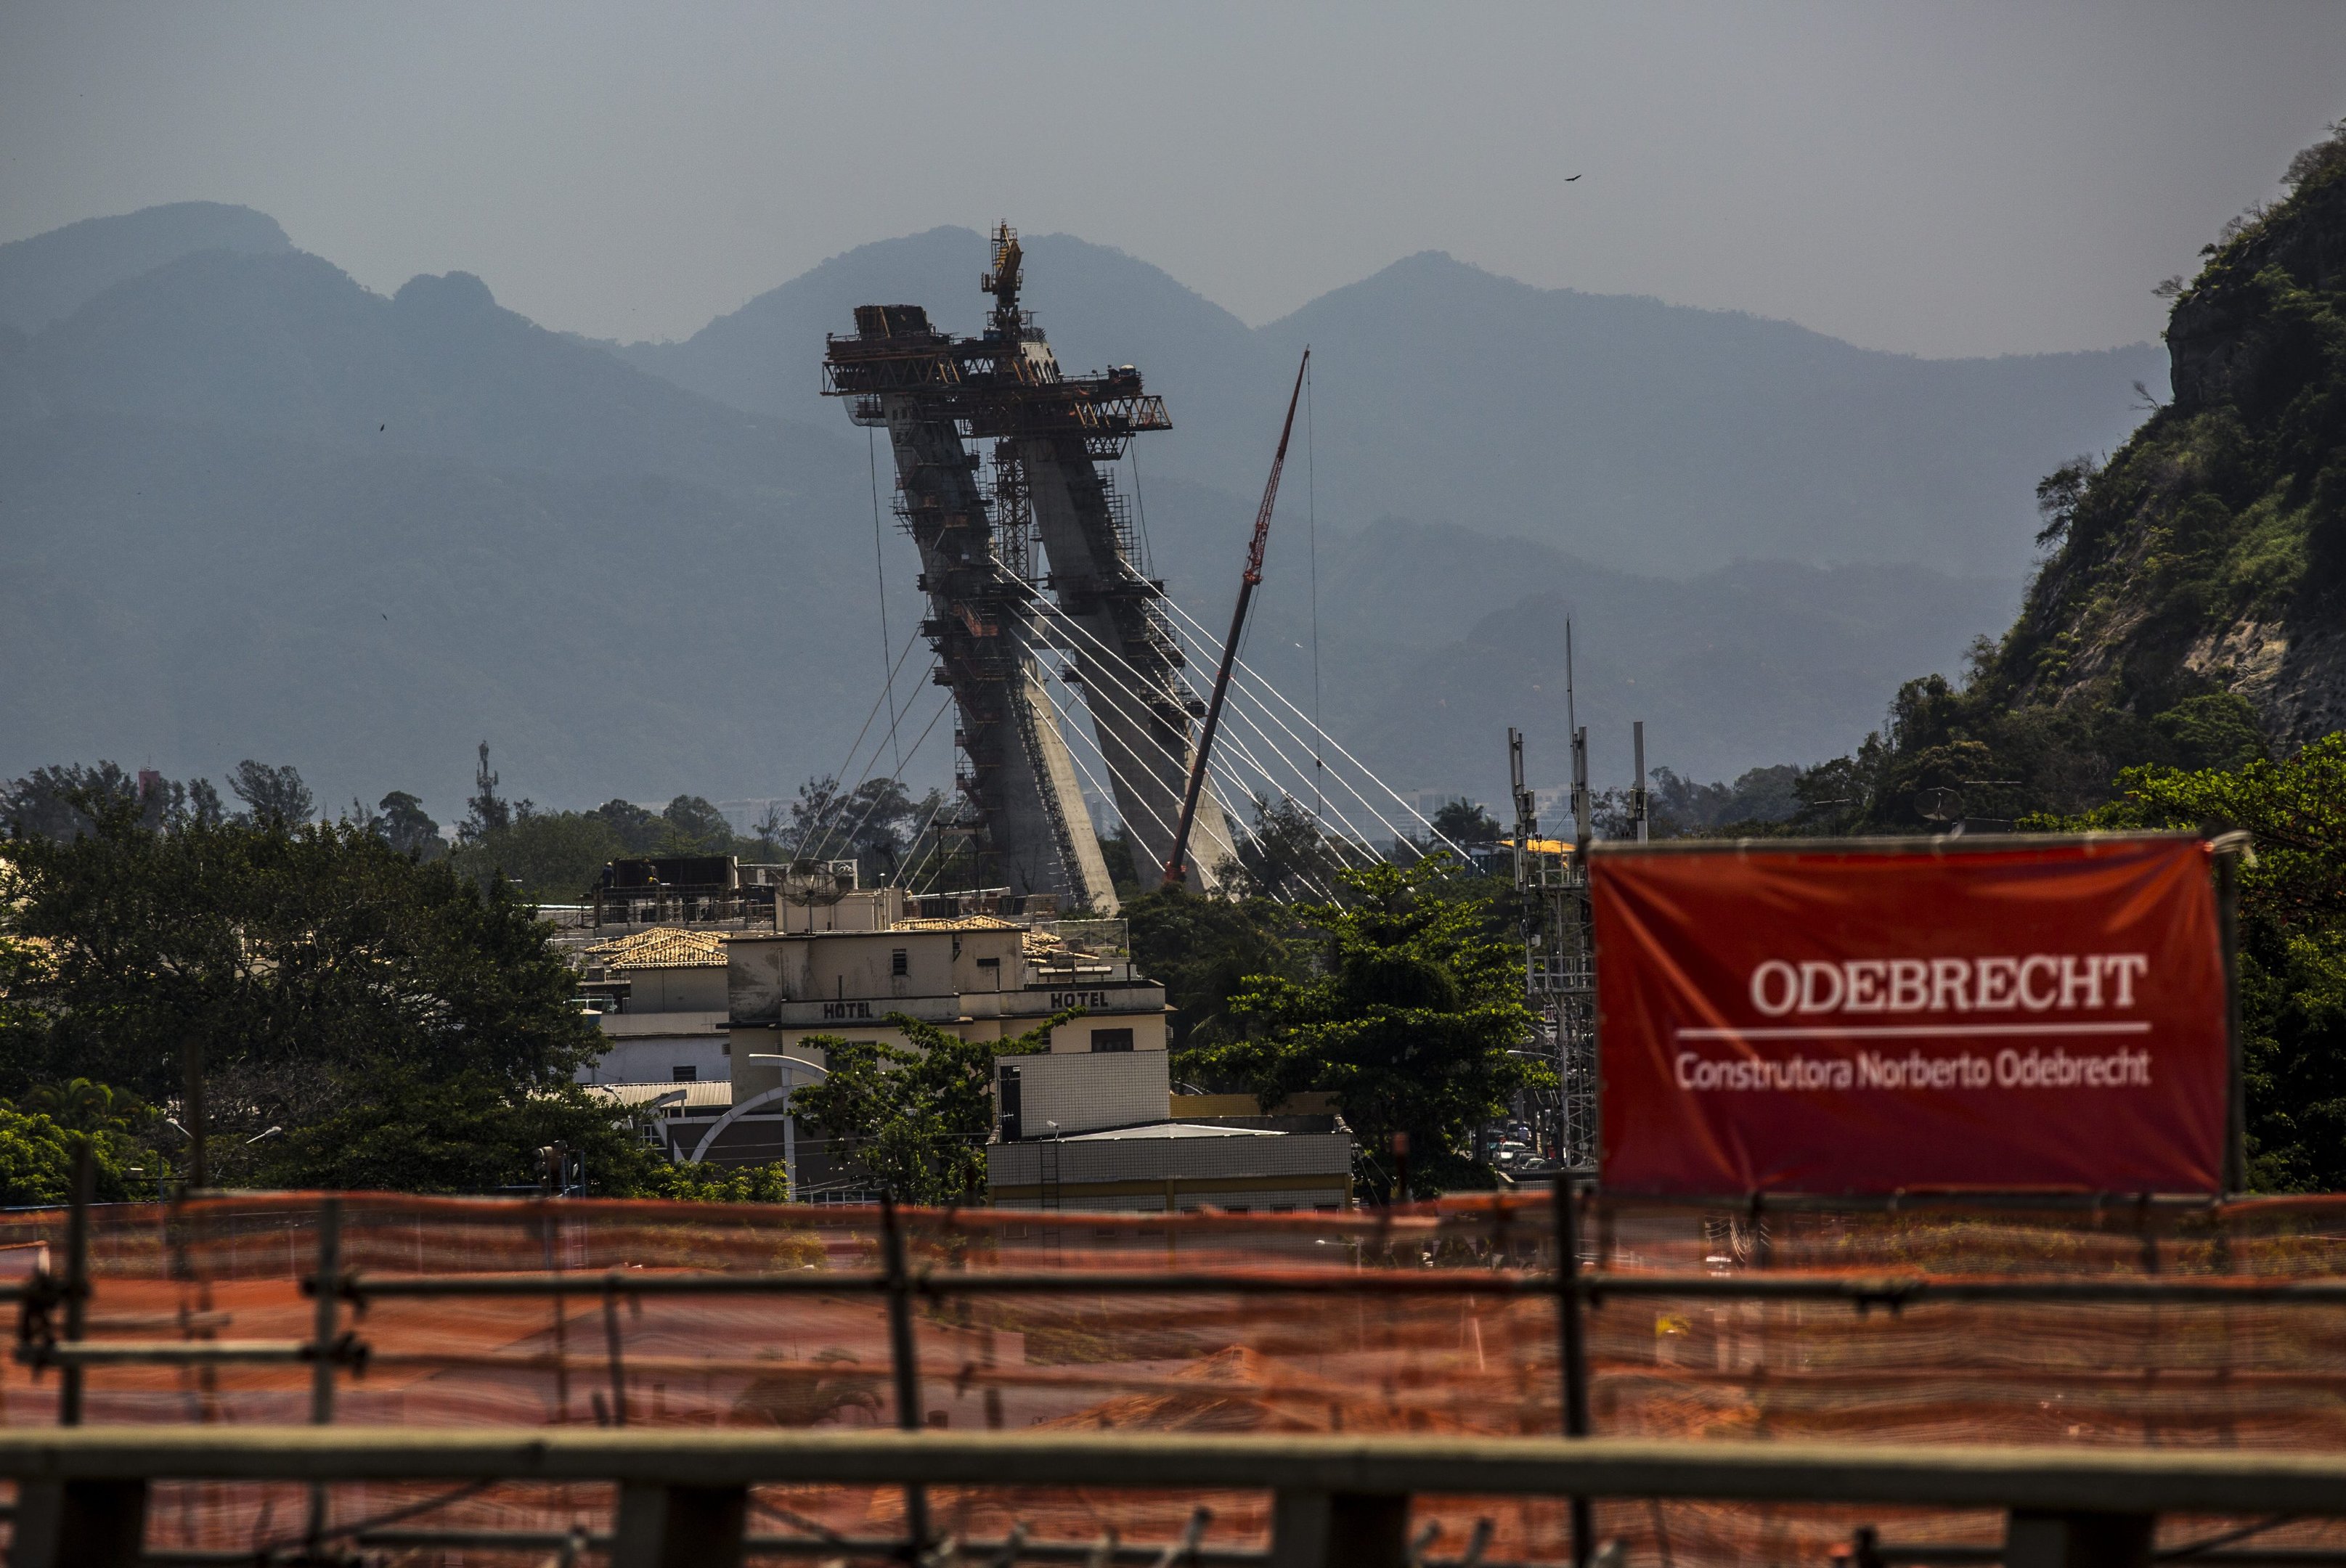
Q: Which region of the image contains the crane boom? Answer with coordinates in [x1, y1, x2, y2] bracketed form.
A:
[1161, 348, 1311, 890]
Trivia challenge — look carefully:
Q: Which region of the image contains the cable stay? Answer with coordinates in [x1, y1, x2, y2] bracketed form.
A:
[1020, 667, 1306, 902]
[804, 688, 952, 869]
[1156, 593, 1474, 860]
[1006, 575, 1364, 894]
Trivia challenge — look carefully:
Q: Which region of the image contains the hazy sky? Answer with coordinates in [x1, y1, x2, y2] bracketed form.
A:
[3, 2, 2341, 359]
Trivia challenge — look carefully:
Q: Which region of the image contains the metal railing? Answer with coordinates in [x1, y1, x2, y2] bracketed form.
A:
[14, 1428, 2346, 1568]
[15, 1177, 2346, 1567]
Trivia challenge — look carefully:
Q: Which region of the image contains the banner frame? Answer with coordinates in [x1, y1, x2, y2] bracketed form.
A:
[1582, 830, 2242, 1201]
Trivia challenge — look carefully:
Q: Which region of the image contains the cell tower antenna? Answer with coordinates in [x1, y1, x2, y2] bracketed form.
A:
[1565, 618, 1577, 738]
[1632, 720, 1650, 843]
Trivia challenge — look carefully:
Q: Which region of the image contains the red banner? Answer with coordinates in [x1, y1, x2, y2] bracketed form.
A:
[1592, 836, 2228, 1196]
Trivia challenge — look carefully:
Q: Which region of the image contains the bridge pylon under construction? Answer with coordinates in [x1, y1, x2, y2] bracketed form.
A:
[823, 225, 1234, 912]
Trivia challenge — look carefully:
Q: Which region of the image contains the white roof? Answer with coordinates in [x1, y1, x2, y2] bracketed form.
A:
[1059, 1121, 1285, 1142]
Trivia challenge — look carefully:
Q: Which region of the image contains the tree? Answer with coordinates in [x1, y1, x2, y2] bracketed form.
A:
[377, 791, 445, 858]
[20, 1077, 144, 1135]
[5, 762, 142, 841]
[752, 802, 789, 859]
[833, 779, 916, 880]
[255, 1067, 662, 1195]
[591, 799, 665, 854]
[793, 1011, 1073, 1204]
[1430, 797, 1502, 844]
[1223, 792, 1350, 900]
[2, 784, 618, 1192]
[640, 1159, 795, 1204]
[228, 760, 314, 826]
[1638, 765, 1805, 837]
[1193, 859, 1541, 1199]
[1126, 889, 1294, 1054]
[784, 775, 842, 854]
[0, 1106, 139, 1206]
[448, 810, 625, 903]
[661, 795, 735, 852]
[2045, 734, 2346, 1191]
[2281, 118, 2346, 193]
[1097, 825, 1141, 895]
[2032, 455, 2101, 550]
[779, 775, 916, 881]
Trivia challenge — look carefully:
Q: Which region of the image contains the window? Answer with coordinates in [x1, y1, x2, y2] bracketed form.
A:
[1090, 1028, 1134, 1053]
[891, 948, 908, 977]
[672, 1065, 697, 1082]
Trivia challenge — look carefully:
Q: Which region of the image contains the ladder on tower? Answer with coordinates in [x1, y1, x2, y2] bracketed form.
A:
[1040, 1136, 1062, 1212]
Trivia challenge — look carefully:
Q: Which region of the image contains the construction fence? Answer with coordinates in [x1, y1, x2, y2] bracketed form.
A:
[9, 1189, 2346, 1565]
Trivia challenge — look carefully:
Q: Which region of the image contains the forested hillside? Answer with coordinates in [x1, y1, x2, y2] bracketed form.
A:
[1791, 121, 2346, 834]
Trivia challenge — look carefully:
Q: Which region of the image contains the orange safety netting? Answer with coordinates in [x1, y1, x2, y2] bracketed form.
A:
[6, 1191, 2346, 1565]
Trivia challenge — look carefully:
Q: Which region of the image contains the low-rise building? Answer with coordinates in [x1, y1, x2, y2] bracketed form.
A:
[985, 1049, 1354, 1214]
[574, 926, 731, 1084]
[627, 885, 1354, 1211]
[985, 1124, 1354, 1214]
[726, 904, 1168, 1063]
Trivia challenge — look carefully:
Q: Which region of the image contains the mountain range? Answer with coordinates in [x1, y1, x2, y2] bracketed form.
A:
[612, 225, 2162, 579]
[0, 203, 2153, 820]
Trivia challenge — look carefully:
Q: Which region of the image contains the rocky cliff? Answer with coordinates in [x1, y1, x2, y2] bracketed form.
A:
[2005, 121, 2346, 755]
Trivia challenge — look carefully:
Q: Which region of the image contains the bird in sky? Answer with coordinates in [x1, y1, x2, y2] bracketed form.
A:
[1565, 174, 1581, 181]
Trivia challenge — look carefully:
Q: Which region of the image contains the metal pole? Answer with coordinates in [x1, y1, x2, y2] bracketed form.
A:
[182, 1034, 208, 1193]
[59, 1140, 93, 1426]
[879, 1195, 932, 1556]
[782, 1061, 799, 1201]
[1632, 722, 1648, 844]
[2215, 844, 2247, 1195]
[1565, 621, 1577, 738]
[310, 1199, 341, 1424]
[1571, 727, 1591, 860]
[603, 1281, 630, 1427]
[542, 1193, 571, 1422]
[305, 1198, 340, 1552]
[1552, 1173, 1593, 1568]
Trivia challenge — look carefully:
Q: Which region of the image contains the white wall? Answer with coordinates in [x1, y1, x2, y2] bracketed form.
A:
[579, 1033, 732, 1085]
[998, 1050, 1168, 1136]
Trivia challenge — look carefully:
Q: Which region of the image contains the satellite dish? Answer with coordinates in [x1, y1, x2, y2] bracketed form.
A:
[780, 858, 851, 906]
[1913, 786, 1963, 824]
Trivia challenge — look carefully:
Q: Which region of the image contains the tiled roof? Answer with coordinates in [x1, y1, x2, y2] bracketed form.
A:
[897, 915, 1076, 958]
[580, 1080, 736, 1111]
[581, 926, 729, 971]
